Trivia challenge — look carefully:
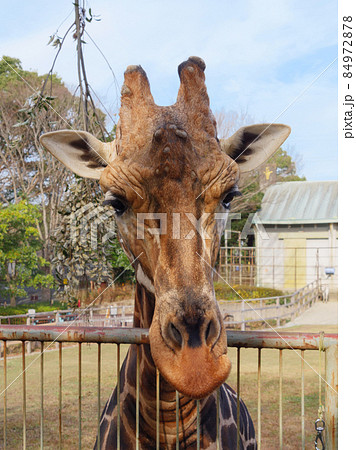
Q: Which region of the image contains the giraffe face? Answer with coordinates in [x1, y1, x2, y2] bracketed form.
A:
[40, 56, 291, 400]
[100, 119, 239, 398]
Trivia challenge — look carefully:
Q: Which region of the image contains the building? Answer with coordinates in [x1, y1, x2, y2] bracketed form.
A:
[253, 181, 338, 293]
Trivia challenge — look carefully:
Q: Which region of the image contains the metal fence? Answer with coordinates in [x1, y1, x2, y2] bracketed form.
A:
[0, 281, 320, 334]
[0, 304, 134, 327]
[221, 280, 320, 330]
[0, 326, 338, 449]
[218, 246, 256, 286]
[218, 246, 338, 294]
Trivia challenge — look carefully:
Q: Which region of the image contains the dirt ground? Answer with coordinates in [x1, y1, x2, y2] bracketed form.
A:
[283, 301, 338, 328]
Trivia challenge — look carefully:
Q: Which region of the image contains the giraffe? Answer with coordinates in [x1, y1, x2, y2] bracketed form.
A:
[40, 56, 290, 449]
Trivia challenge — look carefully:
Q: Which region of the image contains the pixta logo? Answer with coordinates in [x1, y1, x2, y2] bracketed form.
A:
[69, 203, 116, 250]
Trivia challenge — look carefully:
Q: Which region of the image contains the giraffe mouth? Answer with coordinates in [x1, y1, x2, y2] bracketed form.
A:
[149, 317, 231, 399]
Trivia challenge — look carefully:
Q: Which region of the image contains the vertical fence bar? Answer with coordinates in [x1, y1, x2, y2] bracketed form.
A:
[236, 348, 240, 447]
[97, 343, 101, 450]
[241, 299, 245, 331]
[279, 349, 283, 450]
[316, 248, 320, 291]
[229, 247, 232, 283]
[156, 368, 160, 450]
[239, 245, 242, 285]
[136, 345, 140, 450]
[176, 390, 179, 449]
[196, 400, 200, 450]
[325, 344, 338, 450]
[59, 342, 62, 449]
[273, 248, 275, 288]
[257, 349, 262, 448]
[22, 342, 26, 450]
[3, 341, 7, 450]
[117, 344, 121, 450]
[40, 342, 44, 450]
[277, 297, 281, 327]
[216, 387, 220, 450]
[294, 248, 297, 291]
[26, 317, 31, 354]
[78, 343, 82, 450]
[301, 350, 305, 450]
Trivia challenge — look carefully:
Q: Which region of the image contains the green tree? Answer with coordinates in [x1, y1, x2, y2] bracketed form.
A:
[108, 239, 135, 283]
[0, 56, 110, 302]
[268, 148, 306, 182]
[216, 111, 306, 246]
[0, 56, 58, 90]
[51, 179, 110, 306]
[0, 200, 53, 306]
[51, 178, 134, 307]
[0, 55, 106, 245]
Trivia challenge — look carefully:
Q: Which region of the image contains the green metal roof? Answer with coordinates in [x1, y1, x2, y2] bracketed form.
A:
[253, 181, 338, 225]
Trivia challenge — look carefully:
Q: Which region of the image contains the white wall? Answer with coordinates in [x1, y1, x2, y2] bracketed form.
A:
[255, 224, 338, 292]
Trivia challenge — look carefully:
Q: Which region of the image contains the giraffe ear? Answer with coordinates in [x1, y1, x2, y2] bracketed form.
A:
[220, 124, 291, 173]
[40, 130, 117, 179]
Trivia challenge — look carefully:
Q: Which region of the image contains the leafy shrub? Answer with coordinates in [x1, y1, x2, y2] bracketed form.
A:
[0, 301, 64, 317]
[214, 282, 284, 301]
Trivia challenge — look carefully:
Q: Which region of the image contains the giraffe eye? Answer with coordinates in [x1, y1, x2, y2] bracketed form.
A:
[103, 195, 128, 216]
[221, 190, 242, 210]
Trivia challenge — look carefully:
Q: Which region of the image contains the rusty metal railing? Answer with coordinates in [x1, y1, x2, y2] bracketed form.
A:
[0, 326, 338, 449]
[220, 280, 320, 330]
[0, 304, 134, 327]
[0, 281, 320, 332]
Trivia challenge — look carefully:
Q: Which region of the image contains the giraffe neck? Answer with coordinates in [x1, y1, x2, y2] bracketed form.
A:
[129, 282, 207, 446]
[98, 283, 255, 449]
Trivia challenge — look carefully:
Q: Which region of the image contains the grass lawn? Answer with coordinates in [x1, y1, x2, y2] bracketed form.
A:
[0, 324, 336, 450]
[0, 302, 64, 314]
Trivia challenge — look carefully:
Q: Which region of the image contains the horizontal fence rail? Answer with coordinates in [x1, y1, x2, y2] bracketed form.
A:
[0, 326, 338, 449]
[220, 280, 320, 329]
[0, 325, 149, 345]
[0, 304, 134, 327]
[1, 281, 320, 333]
[0, 326, 337, 349]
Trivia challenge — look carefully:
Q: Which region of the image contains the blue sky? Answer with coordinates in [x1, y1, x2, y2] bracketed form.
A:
[0, 0, 338, 180]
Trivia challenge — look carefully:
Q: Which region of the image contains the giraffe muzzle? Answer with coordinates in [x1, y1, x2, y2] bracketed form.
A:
[149, 306, 231, 399]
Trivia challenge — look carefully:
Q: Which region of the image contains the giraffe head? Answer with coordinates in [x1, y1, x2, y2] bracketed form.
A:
[40, 57, 290, 399]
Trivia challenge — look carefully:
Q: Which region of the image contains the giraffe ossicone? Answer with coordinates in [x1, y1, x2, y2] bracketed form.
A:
[40, 56, 290, 448]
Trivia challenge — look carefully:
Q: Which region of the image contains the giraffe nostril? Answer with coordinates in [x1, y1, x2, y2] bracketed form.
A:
[205, 320, 212, 342]
[205, 319, 219, 346]
[168, 323, 183, 348]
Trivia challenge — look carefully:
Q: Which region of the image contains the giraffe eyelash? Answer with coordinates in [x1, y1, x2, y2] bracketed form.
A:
[221, 189, 242, 210]
[103, 192, 128, 216]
